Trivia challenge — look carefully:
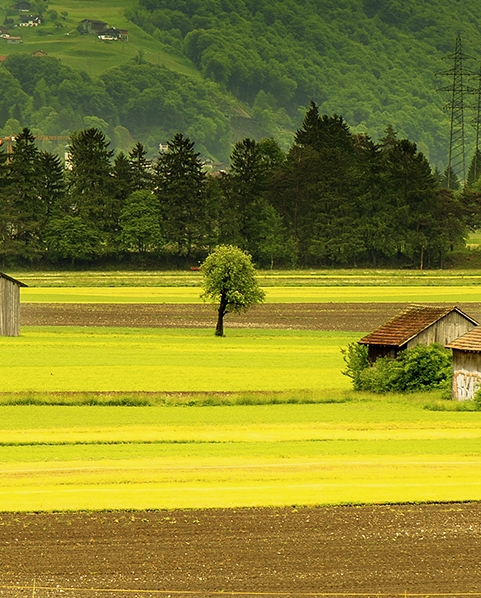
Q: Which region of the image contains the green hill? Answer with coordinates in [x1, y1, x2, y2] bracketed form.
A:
[0, 0, 480, 165]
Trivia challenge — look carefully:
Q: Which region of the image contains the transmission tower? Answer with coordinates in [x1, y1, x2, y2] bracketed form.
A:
[438, 33, 475, 187]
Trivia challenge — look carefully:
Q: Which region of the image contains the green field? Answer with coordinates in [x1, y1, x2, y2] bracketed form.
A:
[1, 398, 481, 511]
[3, 268, 481, 511]
[12, 268, 481, 288]
[19, 284, 481, 303]
[0, 327, 352, 392]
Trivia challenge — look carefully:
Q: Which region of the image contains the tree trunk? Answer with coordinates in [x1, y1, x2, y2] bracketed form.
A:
[419, 244, 424, 270]
[215, 291, 228, 336]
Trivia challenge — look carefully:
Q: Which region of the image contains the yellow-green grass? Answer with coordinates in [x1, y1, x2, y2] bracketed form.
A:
[0, 327, 353, 393]
[1, 399, 481, 511]
[12, 268, 481, 288]
[20, 285, 481, 304]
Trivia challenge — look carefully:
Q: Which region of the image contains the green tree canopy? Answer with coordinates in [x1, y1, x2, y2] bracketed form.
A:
[200, 244, 265, 336]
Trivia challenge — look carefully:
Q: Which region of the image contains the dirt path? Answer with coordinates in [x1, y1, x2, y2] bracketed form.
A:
[0, 504, 480, 596]
[20, 302, 481, 331]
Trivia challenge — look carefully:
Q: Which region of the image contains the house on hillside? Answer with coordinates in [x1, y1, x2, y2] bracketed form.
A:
[359, 304, 478, 363]
[446, 327, 481, 400]
[19, 14, 41, 26]
[80, 19, 107, 34]
[98, 27, 128, 41]
[0, 273, 27, 336]
[6, 36, 22, 43]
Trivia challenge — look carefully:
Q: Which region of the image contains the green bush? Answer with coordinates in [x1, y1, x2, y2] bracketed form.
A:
[342, 342, 452, 393]
[473, 388, 481, 411]
[341, 342, 369, 390]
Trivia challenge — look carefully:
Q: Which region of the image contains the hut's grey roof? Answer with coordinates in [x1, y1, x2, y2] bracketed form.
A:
[0, 272, 27, 287]
[359, 305, 477, 347]
[446, 326, 481, 352]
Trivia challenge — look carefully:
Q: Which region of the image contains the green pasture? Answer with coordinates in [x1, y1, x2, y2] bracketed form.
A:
[19, 284, 481, 303]
[0, 327, 353, 392]
[0, 0, 197, 77]
[12, 268, 481, 288]
[1, 399, 481, 511]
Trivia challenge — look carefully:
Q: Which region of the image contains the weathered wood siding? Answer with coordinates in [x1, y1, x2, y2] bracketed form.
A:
[406, 311, 476, 349]
[451, 350, 481, 400]
[0, 277, 21, 336]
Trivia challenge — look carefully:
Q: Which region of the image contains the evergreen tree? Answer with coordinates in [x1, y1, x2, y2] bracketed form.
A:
[112, 151, 132, 201]
[1, 128, 43, 261]
[128, 142, 153, 191]
[154, 133, 210, 258]
[467, 149, 481, 188]
[67, 128, 114, 251]
[440, 165, 460, 190]
[37, 150, 66, 221]
[223, 137, 285, 263]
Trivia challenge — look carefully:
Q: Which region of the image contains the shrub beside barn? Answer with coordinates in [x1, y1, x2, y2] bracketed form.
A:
[0, 273, 27, 336]
[358, 305, 478, 363]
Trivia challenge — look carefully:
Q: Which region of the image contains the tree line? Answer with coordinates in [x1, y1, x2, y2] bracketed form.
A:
[0, 102, 478, 269]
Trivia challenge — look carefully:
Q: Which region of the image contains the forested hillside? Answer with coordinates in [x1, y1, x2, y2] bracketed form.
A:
[0, 0, 481, 165]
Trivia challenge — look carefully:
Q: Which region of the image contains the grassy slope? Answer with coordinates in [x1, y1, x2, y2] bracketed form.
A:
[0, 0, 198, 78]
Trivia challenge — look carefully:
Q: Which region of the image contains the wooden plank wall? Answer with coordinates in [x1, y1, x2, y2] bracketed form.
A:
[0, 277, 20, 336]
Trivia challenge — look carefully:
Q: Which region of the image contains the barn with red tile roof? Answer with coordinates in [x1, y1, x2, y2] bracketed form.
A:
[359, 304, 478, 363]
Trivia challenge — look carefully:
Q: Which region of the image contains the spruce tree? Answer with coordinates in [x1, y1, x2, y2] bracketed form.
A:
[67, 128, 114, 247]
[128, 142, 153, 191]
[154, 133, 209, 258]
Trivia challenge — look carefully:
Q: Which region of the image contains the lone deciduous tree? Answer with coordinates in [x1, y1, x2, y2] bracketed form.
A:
[201, 245, 265, 337]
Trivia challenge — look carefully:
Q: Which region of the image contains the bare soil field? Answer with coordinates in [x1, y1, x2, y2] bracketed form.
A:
[0, 503, 480, 597]
[20, 301, 481, 331]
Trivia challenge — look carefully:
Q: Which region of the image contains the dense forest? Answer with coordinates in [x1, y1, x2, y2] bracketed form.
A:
[1, 104, 480, 269]
[2, 0, 481, 167]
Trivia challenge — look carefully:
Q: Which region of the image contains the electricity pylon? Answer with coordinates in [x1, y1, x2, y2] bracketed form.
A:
[438, 33, 475, 187]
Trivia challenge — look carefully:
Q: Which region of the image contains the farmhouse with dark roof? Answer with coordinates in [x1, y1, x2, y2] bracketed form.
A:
[359, 304, 478, 363]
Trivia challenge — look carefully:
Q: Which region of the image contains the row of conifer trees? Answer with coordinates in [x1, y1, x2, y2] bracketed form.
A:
[0, 102, 477, 268]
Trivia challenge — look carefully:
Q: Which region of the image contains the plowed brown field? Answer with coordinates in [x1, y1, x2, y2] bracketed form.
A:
[1, 504, 481, 597]
[20, 301, 481, 331]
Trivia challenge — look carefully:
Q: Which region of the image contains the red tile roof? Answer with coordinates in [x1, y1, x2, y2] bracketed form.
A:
[358, 305, 477, 347]
[446, 326, 481, 352]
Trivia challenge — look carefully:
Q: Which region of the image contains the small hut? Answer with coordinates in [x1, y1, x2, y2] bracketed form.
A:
[359, 305, 478, 363]
[0, 272, 27, 336]
[446, 327, 481, 400]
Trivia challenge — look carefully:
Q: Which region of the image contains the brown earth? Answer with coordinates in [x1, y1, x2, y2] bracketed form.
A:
[20, 301, 481, 331]
[0, 504, 481, 597]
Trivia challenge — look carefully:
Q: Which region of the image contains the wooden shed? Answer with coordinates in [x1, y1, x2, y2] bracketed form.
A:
[358, 304, 478, 363]
[0, 272, 27, 336]
[446, 327, 481, 400]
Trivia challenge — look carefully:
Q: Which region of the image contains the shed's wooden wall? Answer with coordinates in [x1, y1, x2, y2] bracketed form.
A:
[406, 312, 476, 349]
[452, 350, 481, 400]
[0, 277, 21, 336]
